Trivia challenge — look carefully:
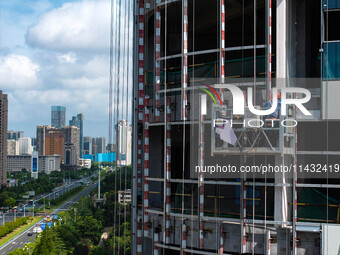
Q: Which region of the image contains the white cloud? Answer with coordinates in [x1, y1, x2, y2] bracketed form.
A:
[57, 52, 77, 63]
[3, 0, 132, 139]
[26, 1, 110, 52]
[0, 54, 40, 89]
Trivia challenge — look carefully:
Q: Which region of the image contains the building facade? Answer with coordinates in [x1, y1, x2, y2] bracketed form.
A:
[79, 158, 91, 168]
[63, 126, 80, 165]
[69, 113, 84, 157]
[92, 137, 106, 154]
[7, 155, 31, 172]
[31, 137, 36, 152]
[51, 106, 66, 128]
[64, 143, 78, 166]
[18, 137, 33, 155]
[37, 125, 80, 165]
[38, 155, 61, 174]
[44, 127, 64, 161]
[83, 152, 115, 163]
[7, 131, 24, 141]
[116, 120, 132, 166]
[131, 0, 340, 254]
[118, 190, 131, 205]
[7, 154, 60, 174]
[36, 126, 46, 156]
[36, 125, 65, 162]
[0, 91, 8, 186]
[83, 136, 92, 155]
[31, 151, 38, 179]
[7, 139, 19, 155]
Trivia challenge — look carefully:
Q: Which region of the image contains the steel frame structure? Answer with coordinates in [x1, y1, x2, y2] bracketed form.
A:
[131, 0, 340, 254]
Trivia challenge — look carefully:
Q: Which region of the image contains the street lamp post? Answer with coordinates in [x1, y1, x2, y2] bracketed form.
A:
[32, 201, 35, 218]
[23, 204, 26, 217]
[98, 163, 101, 200]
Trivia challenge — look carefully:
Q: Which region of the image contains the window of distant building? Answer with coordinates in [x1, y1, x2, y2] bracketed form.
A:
[323, 6, 340, 79]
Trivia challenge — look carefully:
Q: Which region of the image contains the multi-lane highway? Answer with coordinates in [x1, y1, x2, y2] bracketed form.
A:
[0, 181, 84, 226]
[0, 184, 96, 255]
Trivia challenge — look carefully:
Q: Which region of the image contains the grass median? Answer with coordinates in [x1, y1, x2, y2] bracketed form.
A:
[37, 186, 86, 214]
[0, 217, 42, 247]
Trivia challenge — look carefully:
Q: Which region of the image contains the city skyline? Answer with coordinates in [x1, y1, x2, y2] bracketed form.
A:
[7, 106, 105, 141]
[0, 0, 132, 140]
[7, 104, 109, 139]
[0, 0, 132, 254]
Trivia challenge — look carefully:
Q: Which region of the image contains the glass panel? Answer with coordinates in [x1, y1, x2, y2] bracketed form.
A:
[323, 0, 340, 9]
[323, 42, 340, 79]
[324, 11, 340, 41]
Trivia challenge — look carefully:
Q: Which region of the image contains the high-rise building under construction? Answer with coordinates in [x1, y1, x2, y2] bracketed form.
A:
[131, 0, 340, 254]
[0, 91, 8, 187]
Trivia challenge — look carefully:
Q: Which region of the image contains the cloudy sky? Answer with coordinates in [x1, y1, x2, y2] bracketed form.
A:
[0, 0, 131, 139]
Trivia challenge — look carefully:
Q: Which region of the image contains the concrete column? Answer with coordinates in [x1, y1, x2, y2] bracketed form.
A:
[274, 155, 289, 225]
[276, 0, 287, 81]
[274, 0, 289, 230]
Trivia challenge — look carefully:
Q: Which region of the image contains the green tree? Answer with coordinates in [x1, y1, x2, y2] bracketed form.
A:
[89, 246, 108, 255]
[54, 224, 80, 253]
[9, 242, 36, 255]
[32, 228, 66, 255]
[4, 197, 16, 207]
[76, 216, 103, 244]
[0, 193, 9, 207]
[58, 211, 72, 224]
[108, 222, 131, 255]
[74, 238, 91, 255]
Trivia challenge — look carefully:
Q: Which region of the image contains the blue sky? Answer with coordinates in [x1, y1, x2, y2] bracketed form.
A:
[0, 0, 131, 140]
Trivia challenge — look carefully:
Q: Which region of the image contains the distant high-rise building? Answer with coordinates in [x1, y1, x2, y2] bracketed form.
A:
[31, 137, 37, 152]
[7, 131, 24, 141]
[69, 113, 83, 158]
[0, 91, 8, 186]
[18, 137, 33, 155]
[45, 128, 64, 161]
[106, 143, 115, 153]
[31, 138, 36, 147]
[36, 126, 46, 156]
[36, 125, 65, 162]
[7, 139, 19, 155]
[116, 120, 132, 166]
[83, 136, 92, 155]
[64, 143, 78, 166]
[92, 137, 106, 154]
[51, 106, 66, 128]
[31, 151, 38, 179]
[62, 126, 80, 165]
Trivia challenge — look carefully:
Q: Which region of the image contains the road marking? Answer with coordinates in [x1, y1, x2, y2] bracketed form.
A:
[0, 219, 44, 251]
[0, 185, 94, 252]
